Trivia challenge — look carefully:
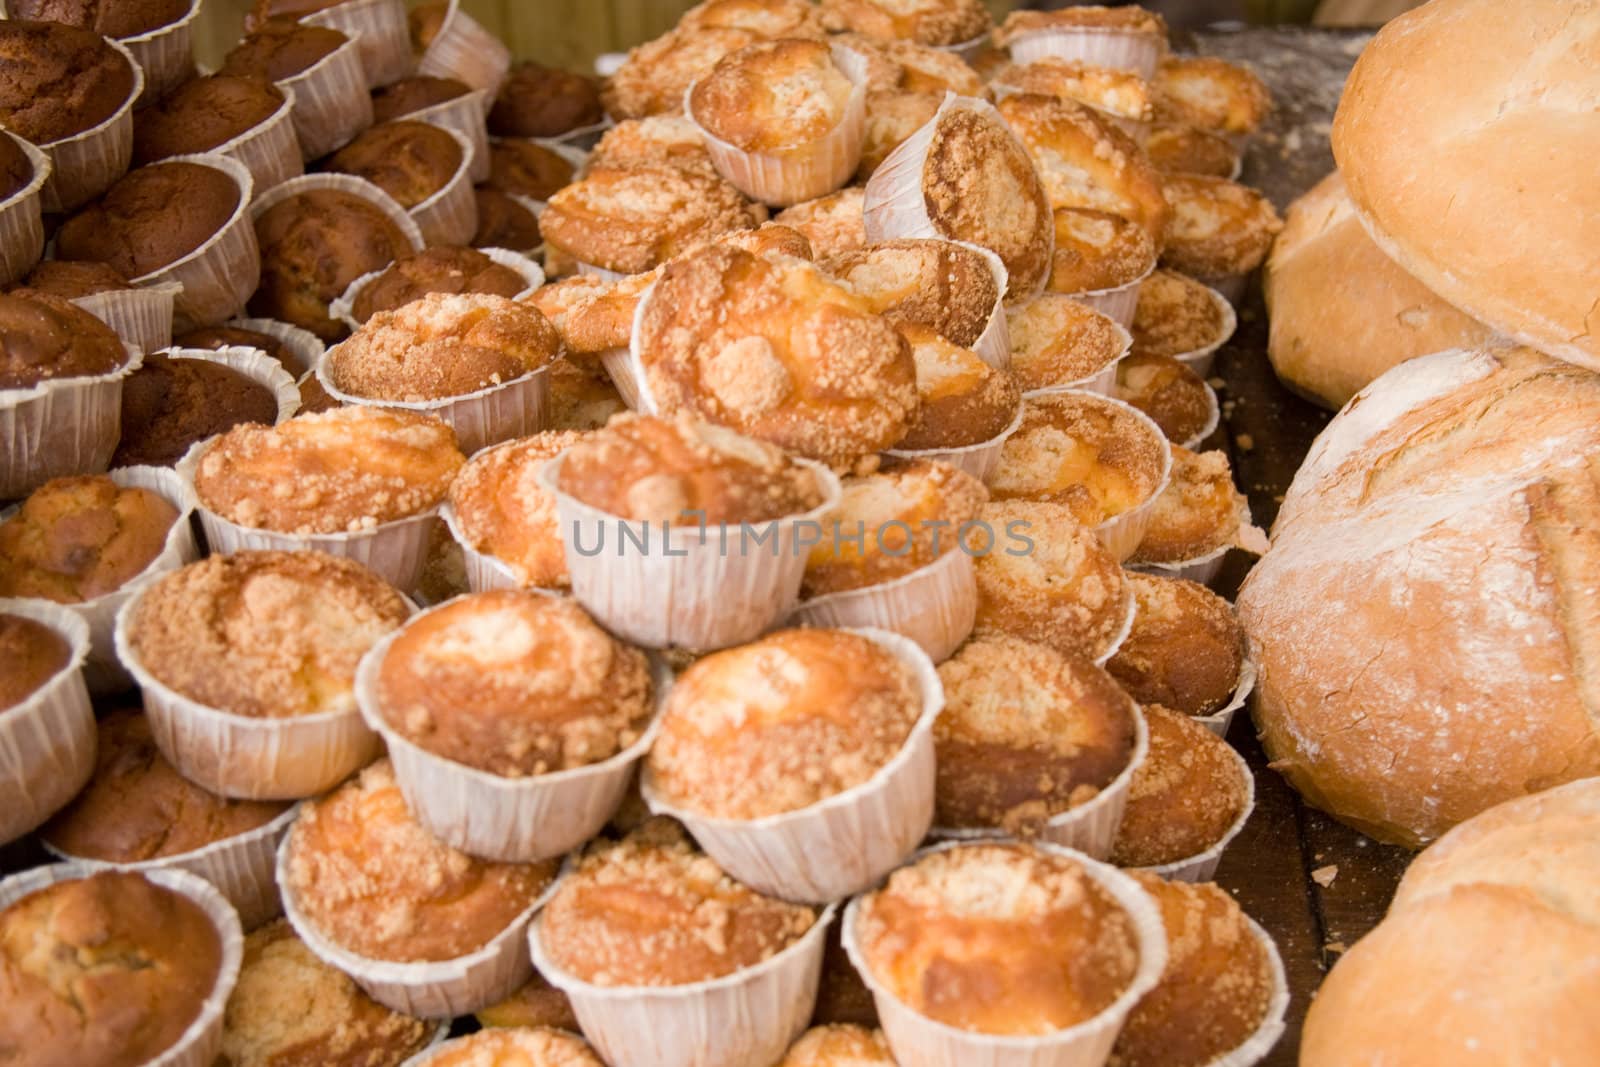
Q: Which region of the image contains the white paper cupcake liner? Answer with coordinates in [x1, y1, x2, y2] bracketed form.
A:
[934, 32, 989, 64]
[225, 316, 329, 377]
[1006, 27, 1164, 80]
[540, 452, 843, 651]
[71, 282, 182, 356]
[949, 239, 1012, 371]
[406, 125, 479, 246]
[331, 246, 544, 331]
[0, 134, 50, 286]
[1132, 738, 1255, 882]
[437, 500, 522, 592]
[131, 153, 260, 331]
[0, 599, 93, 844]
[206, 90, 304, 194]
[597, 345, 644, 410]
[36, 37, 143, 213]
[279, 33, 375, 160]
[0, 863, 244, 1067]
[791, 548, 975, 665]
[1168, 283, 1238, 379]
[417, 0, 513, 95]
[404, 88, 493, 182]
[0, 342, 143, 500]
[687, 43, 868, 208]
[552, 116, 614, 153]
[530, 898, 836, 1067]
[1196, 270, 1249, 307]
[1210, 917, 1291, 1067]
[1063, 264, 1152, 329]
[121, 0, 202, 103]
[1096, 581, 1138, 669]
[842, 841, 1168, 1067]
[1191, 655, 1257, 740]
[1129, 543, 1228, 587]
[885, 403, 1023, 486]
[1178, 380, 1223, 451]
[304, 0, 413, 89]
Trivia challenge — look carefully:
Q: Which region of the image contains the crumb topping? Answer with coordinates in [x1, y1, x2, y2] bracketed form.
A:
[857, 88, 940, 180]
[1110, 705, 1248, 867]
[428, 1028, 605, 1067]
[1106, 572, 1245, 718]
[897, 323, 1020, 449]
[680, 0, 827, 39]
[775, 186, 869, 258]
[1049, 207, 1156, 294]
[1113, 352, 1213, 444]
[1152, 56, 1271, 137]
[691, 38, 856, 153]
[589, 113, 718, 175]
[818, 0, 992, 47]
[1006, 293, 1129, 392]
[991, 59, 1154, 123]
[0, 475, 178, 604]
[1129, 269, 1227, 358]
[603, 25, 761, 120]
[450, 430, 584, 587]
[1158, 174, 1282, 277]
[350, 246, 531, 323]
[1129, 445, 1260, 563]
[996, 5, 1167, 43]
[822, 238, 998, 348]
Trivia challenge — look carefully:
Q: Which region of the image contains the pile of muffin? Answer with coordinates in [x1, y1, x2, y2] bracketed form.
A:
[1, 1, 1290, 1065]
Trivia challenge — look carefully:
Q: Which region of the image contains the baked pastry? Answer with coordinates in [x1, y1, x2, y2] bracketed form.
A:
[489, 60, 604, 138]
[296, 368, 339, 413]
[0, 474, 179, 602]
[217, 20, 347, 82]
[1049, 207, 1157, 296]
[348, 246, 530, 323]
[1006, 293, 1129, 393]
[680, 0, 826, 37]
[174, 324, 302, 371]
[284, 758, 561, 963]
[896, 324, 1019, 450]
[972, 498, 1130, 662]
[1144, 123, 1239, 179]
[193, 407, 462, 534]
[635, 244, 917, 467]
[0, 612, 71, 711]
[0, 132, 31, 201]
[818, 0, 990, 46]
[778, 1025, 896, 1066]
[8, 0, 190, 37]
[853, 841, 1141, 1034]
[427, 1029, 604, 1067]
[326, 121, 465, 210]
[588, 114, 718, 176]
[546, 358, 626, 431]
[1113, 353, 1213, 445]
[406, 0, 446, 51]
[857, 89, 940, 180]
[822, 238, 998, 350]
[55, 160, 240, 280]
[112, 353, 280, 468]
[774, 186, 868, 258]
[1129, 446, 1264, 565]
[1110, 704, 1250, 867]
[0, 288, 129, 389]
[1106, 572, 1246, 719]
[994, 5, 1168, 52]
[474, 970, 579, 1032]
[243, 0, 349, 27]
[472, 184, 542, 252]
[376, 590, 654, 777]
[689, 37, 858, 154]
[881, 37, 986, 96]
[1152, 56, 1270, 139]
[1159, 174, 1282, 280]
[14, 258, 130, 298]
[0, 20, 136, 145]
[132, 74, 286, 166]
[370, 73, 470, 123]
[602, 25, 759, 120]
[935, 634, 1138, 834]
[1129, 269, 1230, 360]
[487, 139, 577, 202]
[990, 60, 1155, 126]
[538, 819, 816, 986]
[127, 550, 409, 718]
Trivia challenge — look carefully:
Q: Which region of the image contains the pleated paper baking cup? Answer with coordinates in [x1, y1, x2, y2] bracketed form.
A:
[0, 863, 244, 1067]
[173, 345, 302, 421]
[1210, 917, 1291, 1067]
[44, 805, 298, 930]
[885, 405, 1023, 486]
[0, 600, 93, 845]
[1069, 394, 1173, 564]
[131, 154, 260, 331]
[1169, 283, 1238, 379]
[1179, 380, 1223, 451]
[71, 282, 182, 356]
[963, 240, 1013, 371]
[206, 90, 303, 194]
[935, 32, 989, 64]
[417, 0, 513, 95]
[406, 126, 479, 246]
[553, 116, 614, 153]
[437, 501, 522, 592]
[0, 134, 50, 286]
[226, 315, 328, 377]
[843, 841, 1167, 1067]
[1192, 655, 1257, 740]
[0, 342, 142, 500]
[279, 832, 564, 1018]
[597, 346, 644, 410]
[643, 628, 941, 904]
[529, 900, 835, 1067]
[1133, 739, 1255, 883]
[279, 34, 375, 160]
[1006, 28, 1164, 80]
[1063, 264, 1152, 329]
[36, 37, 142, 213]
[121, 0, 202, 103]
[1196, 270, 1249, 308]
[791, 549, 976, 665]
[540, 452, 843, 650]
[1095, 581, 1138, 668]
[331, 247, 544, 332]
[304, 0, 412, 89]
[404, 89, 493, 182]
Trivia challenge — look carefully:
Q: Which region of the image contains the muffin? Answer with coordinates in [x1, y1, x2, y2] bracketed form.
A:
[857, 89, 939, 181]
[990, 59, 1154, 127]
[1114, 353, 1214, 445]
[601, 25, 759, 121]
[0, 20, 136, 145]
[1006, 293, 1130, 392]
[852, 842, 1142, 1034]
[326, 121, 464, 210]
[348, 246, 529, 323]
[475, 971, 579, 1032]
[822, 238, 998, 350]
[55, 160, 241, 280]
[487, 141, 578, 204]
[818, 0, 990, 46]
[217, 20, 347, 82]
[406, 0, 447, 51]
[296, 368, 339, 413]
[1152, 56, 1271, 139]
[538, 819, 817, 986]
[880, 37, 986, 96]
[1159, 174, 1282, 281]
[1129, 446, 1264, 566]
[936, 634, 1138, 835]
[1144, 123, 1240, 179]
[971, 498, 1131, 662]
[375, 591, 654, 777]
[473, 184, 542, 252]
[0, 611, 71, 711]
[445, 430, 576, 585]
[132, 74, 286, 166]
[896, 324, 1019, 450]
[250, 185, 417, 341]
[993, 4, 1168, 50]
[1109, 705, 1250, 868]
[774, 186, 868, 258]
[680, 0, 826, 38]
[112, 352, 281, 467]
[0, 474, 179, 602]
[546, 358, 626, 432]
[7, 0, 191, 38]
[218, 919, 436, 1067]
[283, 759, 561, 963]
[588, 114, 718, 176]
[1106, 571, 1246, 726]
[0, 870, 224, 1067]
[371, 72, 469, 121]
[0, 131, 35, 201]
[490, 61, 604, 138]
[779, 1025, 896, 1066]
[1129, 269, 1230, 360]
[0, 288, 128, 388]
[1049, 207, 1157, 297]
[526, 272, 647, 369]
[425, 1029, 603, 1067]
[175, 324, 302, 371]
[15, 258, 130, 298]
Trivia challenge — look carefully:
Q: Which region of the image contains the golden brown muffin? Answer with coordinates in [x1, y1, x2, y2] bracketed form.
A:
[823, 238, 998, 349]
[1144, 123, 1240, 179]
[802, 459, 986, 596]
[994, 4, 1168, 45]
[193, 407, 463, 535]
[556, 411, 826, 524]
[1110, 873, 1275, 1067]
[990, 59, 1155, 126]
[539, 819, 817, 986]
[648, 628, 923, 818]
[112, 352, 281, 468]
[370, 73, 470, 123]
[602, 25, 759, 121]
[774, 186, 867, 258]
[1006, 293, 1129, 393]
[854, 842, 1140, 1035]
[487, 140, 577, 203]
[1128, 269, 1228, 359]
[475, 971, 579, 1032]
[377, 591, 654, 776]
[14, 258, 130, 298]
[972, 499, 1130, 662]
[935, 634, 1138, 834]
[546, 360, 626, 431]
[524, 274, 628, 362]
[41, 710, 290, 862]
[1152, 56, 1270, 138]
[680, 0, 825, 37]
[819, 0, 990, 46]
[778, 1025, 896, 1066]
[896, 324, 1019, 450]
[0, 612, 70, 712]
[490, 61, 604, 139]
[55, 160, 240, 280]
[350, 246, 530, 323]
[447, 430, 580, 588]
[1106, 572, 1245, 720]
[217, 20, 347, 82]
[0, 20, 135, 145]
[589, 114, 717, 176]
[127, 550, 409, 719]
[0, 870, 223, 1067]
[690, 38, 856, 153]
[1159, 175, 1282, 279]
[0, 288, 129, 388]
[1111, 705, 1249, 867]
[636, 244, 916, 468]
[1113, 353, 1213, 445]
[856, 89, 939, 181]
[285, 759, 561, 963]
[8, 0, 190, 38]
[1049, 207, 1157, 295]
[0, 475, 178, 603]
[1129, 446, 1262, 565]
[326, 121, 464, 210]
[473, 184, 543, 252]
[884, 37, 986, 96]
[427, 1029, 603, 1067]
[175, 325, 301, 371]
[132, 74, 285, 167]
[218, 919, 435, 1067]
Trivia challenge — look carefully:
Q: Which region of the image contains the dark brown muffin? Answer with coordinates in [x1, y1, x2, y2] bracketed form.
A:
[112, 352, 280, 467]
[325, 120, 464, 210]
[489, 61, 604, 139]
[15, 259, 130, 298]
[243, 0, 344, 29]
[0, 20, 135, 144]
[216, 19, 347, 82]
[175, 325, 300, 370]
[487, 139, 576, 202]
[0, 474, 180, 602]
[132, 73, 285, 166]
[6, 0, 191, 38]
[0, 288, 128, 389]
[1109, 705, 1250, 868]
[0, 612, 71, 712]
[250, 186, 416, 341]
[1106, 573, 1247, 719]
[0, 132, 34, 202]
[473, 184, 541, 251]
[349, 245, 529, 323]
[55, 160, 241, 280]
[371, 74, 470, 123]
[407, 0, 447, 52]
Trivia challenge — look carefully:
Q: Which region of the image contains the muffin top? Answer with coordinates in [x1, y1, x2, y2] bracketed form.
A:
[1106, 572, 1246, 718]
[42, 710, 290, 863]
[490, 60, 605, 138]
[326, 292, 559, 402]
[112, 352, 281, 468]
[285, 759, 561, 963]
[1152, 56, 1271, 137]
[377, 591, 655, 777]
[778, 1025, 897, 1067]
[132, 74, 286, 165]
[487, 139, 578, 202]
[935, 634, 1138, 834]
[546, 358, 626, 432]
[647, 628, 923, 819]
[1006, 293, 1130, 393]
[680, 0, 826, 38]
[1049, 207, 1157, 295]
[802, 459, 986, 597]
[175, 325, 303, 371]
[539, 820, 817, 986]
[193, 407, 463, 535]
[773, 186, 868, 258]
[0, 132, 34, 201]
[1110, 705, 1249, 867]
[556, 411, 826, 525]
[0, 870, 223, 1067]
[690, 38, 856, 153]
[1129, 446, 1263, 564]
[0, 20, 135, 144]
[858, 87, 939, 181]
[1144, 122, 1239, 180]
[818, 0, 990, 46]
[1114, 353, 1213, 446]
[427, 1028, 605, 1067]
[371, 74, 470, 124]
[1129, 269, 1230, 359]
[473, 969, 579, 1032]
[896, 324, 1019, 450]
[7, 0, 191, 38]
[448, 430, 582, 588]
[128, 550, 409, 719]
[0, 612, 71, 712]
[995, 4, 1167, 41]
[0, 474, 179, 603]
[327, 121, 465, 210]
[15, 258, 130, 298]
[218, 919, 435, 1067]
[602, 25, 759, 121]
[473, 185, 543, 252]
[991, 59, 1154, 125]
[526, 272, 642, 359]
[349, 246, 530, 324]
[217, 20, 347, 82]
[1159, 175, 1282, 278]
[823, 238, 998, 349]
[855, 842, 1141, 1035]
[589, 114, 718, 177]
[56, 160, 241, 280]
